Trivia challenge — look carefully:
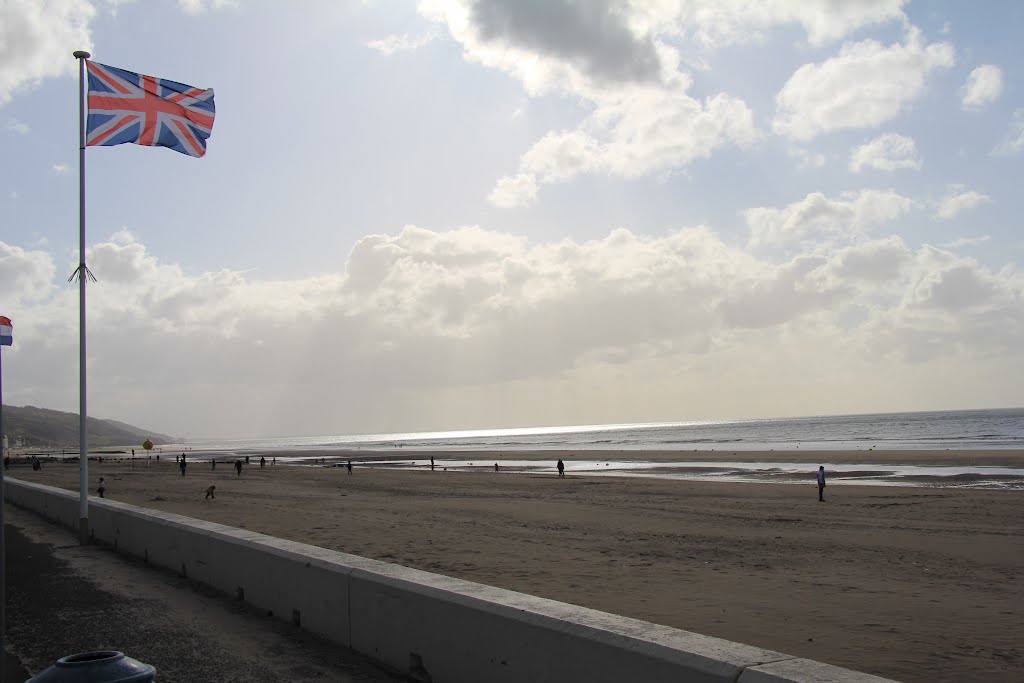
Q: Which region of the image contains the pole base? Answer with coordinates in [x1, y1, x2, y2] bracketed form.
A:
[78, 518, 89, 546]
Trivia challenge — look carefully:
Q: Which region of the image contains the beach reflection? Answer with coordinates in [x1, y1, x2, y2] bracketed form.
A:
[351, 459, 1024, 490]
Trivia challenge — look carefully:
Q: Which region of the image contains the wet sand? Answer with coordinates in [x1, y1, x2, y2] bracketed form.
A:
[11, 451, 1023, 683]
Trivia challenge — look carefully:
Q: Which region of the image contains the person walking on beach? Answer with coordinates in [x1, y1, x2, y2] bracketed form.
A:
[430, 456, 435, 471]
[557, 459, 565, 477]
[180, 454, 187, 477]
[97, 477, 106, 498]
[346, 460, 353, 475]
[235, 459, 243, 476]
[205, 485, 216, 499]
[817, 465, 826, 502]
[260, 456, 266, 469]
[211, 459, 216, 470]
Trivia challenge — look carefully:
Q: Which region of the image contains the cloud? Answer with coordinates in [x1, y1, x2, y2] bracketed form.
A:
[6, 224, 1022, 436]
[864, 246, 1024, 363]
[960, 64, 1002, 110]
[51, 163, 71, 175]
[940, 236, 990, 249]
[366, 33, 436, 56]
[849, 133, 921, 172]
[993, 109, 1024, 156]
[0, 0, 95, 106]
[773, 28, 955, 141]
[787, 147, 826, 170]
[5, 117, 30, 134]
[466, 0, 665, 86]
[490, 89, 759, 207]
[420, 0, 671, 97]
[487, 173, 539, 208]
[936, 187, 991, 220]
[0, 240, 57, 303]
[665, 0, 909, 47]
[176, 0, 238, 14]
[745, 189, 914, 247]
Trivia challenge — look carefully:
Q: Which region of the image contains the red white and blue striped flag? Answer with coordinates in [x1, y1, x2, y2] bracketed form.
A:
[0, 316, 11, 346]
[86, 61, 215, 158]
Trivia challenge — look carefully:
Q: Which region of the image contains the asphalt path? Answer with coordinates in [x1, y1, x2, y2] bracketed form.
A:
[2, 505, 402, 682]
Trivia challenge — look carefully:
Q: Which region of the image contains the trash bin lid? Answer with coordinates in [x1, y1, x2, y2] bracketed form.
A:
[27, 651, 156, 682]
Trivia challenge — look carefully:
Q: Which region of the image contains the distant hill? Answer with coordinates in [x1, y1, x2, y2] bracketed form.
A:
[1, 405, 176, 450]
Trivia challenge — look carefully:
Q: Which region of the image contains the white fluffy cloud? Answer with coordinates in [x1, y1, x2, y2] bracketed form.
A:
[960, 65, 1003, 110]
[0, 240, 56, 303]
[366, 33, 437, 56]
[422, 1, 760, 207]
[176, 0, 237, 14]
[936, 187, 991, 220]
[665, 0, 908, 47]
[490, 89, 758, 207]
[993, 109, 1024, 156]
[849, 133, 921, 172]
[745, 189, 914, 247]
[0, 0, 94, 106]
[773, 29, 954, 141]
[9, 221, 1020, 437]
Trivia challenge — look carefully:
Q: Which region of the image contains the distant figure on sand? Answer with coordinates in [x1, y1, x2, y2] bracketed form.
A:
[245, 455, 250, 464]
[494, 463, 499, 472]
[260, 456, 266, 469]
[235, 459, 243, 476]
[211, 459, 216, 470]
[430, 456, 435, 471]
[180, 455, 187, 476]
[557, 459, 565, 477]
[205, 485, 216, 499]
[817, 465, 826, 501]
[347, 460, 353, 475]
[97, 477, 106, 498]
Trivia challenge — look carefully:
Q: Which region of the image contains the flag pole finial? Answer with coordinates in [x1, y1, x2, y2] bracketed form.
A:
[73, 50, 91, 59]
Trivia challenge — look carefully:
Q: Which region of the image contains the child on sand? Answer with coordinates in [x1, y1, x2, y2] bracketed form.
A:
[97, 477, 106, 498]
[205, 485, 216, 499]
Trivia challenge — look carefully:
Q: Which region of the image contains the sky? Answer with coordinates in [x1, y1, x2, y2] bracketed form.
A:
[1, 0, 1022, 439]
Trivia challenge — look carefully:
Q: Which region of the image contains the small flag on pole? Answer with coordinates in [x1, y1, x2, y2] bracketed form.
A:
[85, 61, 216, 158]
[0, 316, 11, 346]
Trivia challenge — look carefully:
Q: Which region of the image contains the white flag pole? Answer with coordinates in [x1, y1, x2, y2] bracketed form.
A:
[73, 50, 91, 545]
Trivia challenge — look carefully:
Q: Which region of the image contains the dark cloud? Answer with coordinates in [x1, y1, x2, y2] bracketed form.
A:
[469, 0, 663, 84]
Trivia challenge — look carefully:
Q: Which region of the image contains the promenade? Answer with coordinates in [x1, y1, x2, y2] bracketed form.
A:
[3, 505, 401, 682]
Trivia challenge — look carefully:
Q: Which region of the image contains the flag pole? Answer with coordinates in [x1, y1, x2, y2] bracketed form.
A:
[73, 50, 91, 545]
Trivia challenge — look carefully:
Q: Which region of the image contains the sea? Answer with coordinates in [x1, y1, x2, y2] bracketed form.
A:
[171, 407, 1024, 453]
[165, 408, 1024, 490]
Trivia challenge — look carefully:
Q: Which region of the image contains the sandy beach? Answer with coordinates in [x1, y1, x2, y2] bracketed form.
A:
[10, 449, 1023, 683]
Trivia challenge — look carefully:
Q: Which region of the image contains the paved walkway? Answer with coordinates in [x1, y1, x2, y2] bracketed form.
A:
[3, 505, 402, 682]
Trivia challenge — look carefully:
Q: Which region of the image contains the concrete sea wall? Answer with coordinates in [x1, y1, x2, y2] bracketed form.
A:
[5, 478, 896, 682]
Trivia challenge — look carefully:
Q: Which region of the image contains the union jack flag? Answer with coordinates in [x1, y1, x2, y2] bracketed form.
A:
[86, 61, 215, 158]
